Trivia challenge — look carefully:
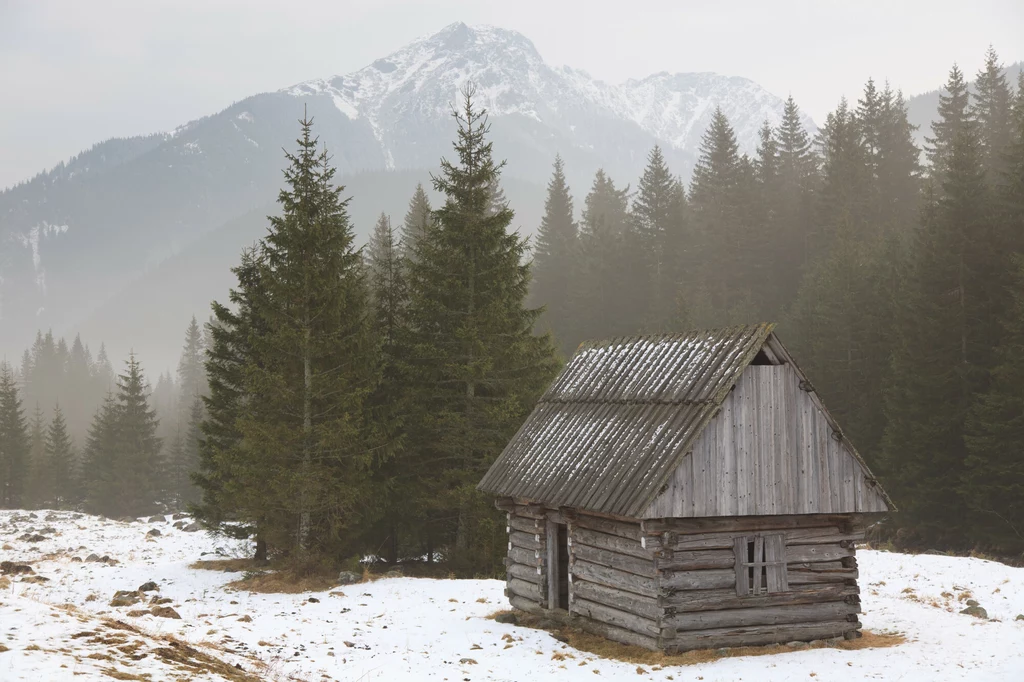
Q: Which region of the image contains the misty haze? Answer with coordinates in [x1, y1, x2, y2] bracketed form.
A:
[1, 2, 1023, 681]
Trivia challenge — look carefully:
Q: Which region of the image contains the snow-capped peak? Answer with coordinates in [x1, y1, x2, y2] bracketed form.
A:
[282, 22, 816, 176]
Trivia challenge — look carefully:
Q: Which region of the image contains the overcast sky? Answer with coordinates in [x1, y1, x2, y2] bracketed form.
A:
[2, 0, 1021, 190]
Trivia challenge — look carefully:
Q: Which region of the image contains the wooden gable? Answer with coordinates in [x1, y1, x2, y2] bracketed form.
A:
[641, 338, 891, 519]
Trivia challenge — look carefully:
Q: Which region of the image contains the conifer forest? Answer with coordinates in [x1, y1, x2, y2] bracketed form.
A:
[3, 48, 1024, 575]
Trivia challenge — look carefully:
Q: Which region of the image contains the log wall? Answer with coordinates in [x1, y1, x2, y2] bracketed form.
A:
[643, 514, 864, 653]
[500, 502, 547, 611]
[500, 498, 869, 653]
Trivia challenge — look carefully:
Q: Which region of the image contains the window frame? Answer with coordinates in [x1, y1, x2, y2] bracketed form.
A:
[733, 532, 789, 596]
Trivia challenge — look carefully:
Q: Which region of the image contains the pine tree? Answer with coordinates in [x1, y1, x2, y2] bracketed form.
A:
[82, 392, 120, 517]
[874, 84, 922, 233]
[404, 85, 559, 572]
[365, 211, 413, 564]
[572, 169, 635, 342]
[194, 248, 267, 553]
[631, 146, 686, 329]
[94, 344, 114, 387]
[46, 403, 76, 507]
[773, 95, 819, 299]
[688, 108, 756, 324]
[0, 363, 30, 509]
[112, 354, 163, 516]
[971, 47, 1014, 182]
[531, 154, 579, 352]
[238, 112, 378, 556]
[400, 183, 433, 262]
[925, 65, 971, 178]
[169, 396, 204, 509]
[881, 105, 996, 549]
[963, 255, 1024, 555]
[66, 334, 94, 440]
[177, 316, 207, 409]
[26, 404, 47, 507]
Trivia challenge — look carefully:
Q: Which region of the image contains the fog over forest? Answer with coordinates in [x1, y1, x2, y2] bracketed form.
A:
[2, 12, 1023, 576]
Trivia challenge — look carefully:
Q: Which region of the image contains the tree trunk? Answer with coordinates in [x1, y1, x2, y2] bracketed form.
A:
[388, 522, 398, 565]
[254, 537, 268, 562]
[299, 324, 312, 553]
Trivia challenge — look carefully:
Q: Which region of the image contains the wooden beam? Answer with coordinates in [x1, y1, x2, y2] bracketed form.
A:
[661, 583, 858, 613]
[572, 543, 657, 578]
[665, 601, 857, 632]
[666, 619, 859, 653]
[570, 597, 661, 637]
[570, 580, 662, 620]
[572, 559, 659, 598]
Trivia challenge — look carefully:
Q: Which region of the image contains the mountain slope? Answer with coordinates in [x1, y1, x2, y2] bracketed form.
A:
[0, 21, 814, 368]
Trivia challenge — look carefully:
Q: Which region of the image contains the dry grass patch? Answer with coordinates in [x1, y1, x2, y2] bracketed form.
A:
[188, 558, 267, 573]
[97, 619, 264, 682]
[489, 611, 904, 667]
[224, 566, 339, 594]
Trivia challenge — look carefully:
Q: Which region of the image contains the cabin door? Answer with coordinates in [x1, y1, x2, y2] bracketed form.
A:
[546, 518, 570, 610]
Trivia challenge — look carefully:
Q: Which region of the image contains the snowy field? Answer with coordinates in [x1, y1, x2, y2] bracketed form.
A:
[1, 510, 1023, 682]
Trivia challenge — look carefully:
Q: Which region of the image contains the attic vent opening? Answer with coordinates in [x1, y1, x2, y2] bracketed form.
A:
[751, 348, 778, 365]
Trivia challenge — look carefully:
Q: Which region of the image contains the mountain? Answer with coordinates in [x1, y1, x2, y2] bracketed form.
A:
[906, 61, 1021, 151]
[0, 21, 815, 371]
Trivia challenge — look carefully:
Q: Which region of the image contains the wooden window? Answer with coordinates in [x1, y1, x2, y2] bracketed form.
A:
[733, 533, 788, 596]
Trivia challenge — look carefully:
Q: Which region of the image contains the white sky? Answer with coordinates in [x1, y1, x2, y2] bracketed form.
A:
[1, 0, 1021, 190]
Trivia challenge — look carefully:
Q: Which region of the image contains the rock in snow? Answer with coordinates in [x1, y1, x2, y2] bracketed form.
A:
[0, 508, 1022, 681]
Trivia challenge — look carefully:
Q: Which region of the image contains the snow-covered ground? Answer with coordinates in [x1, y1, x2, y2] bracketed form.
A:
[1, 510, 1022, 682]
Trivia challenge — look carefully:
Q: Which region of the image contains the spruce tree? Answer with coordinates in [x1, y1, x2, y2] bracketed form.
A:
[963, 255, 1024, 555]
[82, 392, 119, 517]
[925, 65, 971, 178]
[774, 95, 819, 282]
[194, 248, 267, 554]
[365, 211, 413, 563]
[239, 113, 378, 556]
[26, 404, 47, 507]
[881, 105, 996, 549]
[572, 169, 635, 342]
[971, 47, 1014, 182]
[531, 154, 579, 352]
[113, 354, 163, 516]
[632, 146, 686, 329]
[46, 403, 76, 507]
[688, 108, 755, 323]
[177, 316, 207, 409]
[405, 85, 558, 572]
[0, 364, 30, 509]
[400, 183, 433, 262]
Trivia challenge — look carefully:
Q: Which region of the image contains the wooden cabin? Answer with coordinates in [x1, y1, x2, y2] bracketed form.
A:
[477, 324, 894, 653]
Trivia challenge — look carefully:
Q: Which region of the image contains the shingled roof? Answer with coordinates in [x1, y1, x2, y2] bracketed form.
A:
[478, 323, 780, 518]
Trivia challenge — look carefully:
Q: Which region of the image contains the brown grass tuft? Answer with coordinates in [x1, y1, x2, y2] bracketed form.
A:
[0, 576, 11, 590]
[224, 569, 337, 594]
[490, 611, 904, 666]
[188, 558, 266, 573]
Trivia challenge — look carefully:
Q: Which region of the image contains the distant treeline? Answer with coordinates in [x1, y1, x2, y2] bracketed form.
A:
[0, 319, 207, 516]
[1, 48, 1022, 567]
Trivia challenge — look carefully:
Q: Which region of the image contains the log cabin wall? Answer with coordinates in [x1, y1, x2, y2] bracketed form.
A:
[567, 512, 663, 649]
[642, 514, 864, 652]
[502, 501, 867, 652]
[503, 502, 548, 611]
